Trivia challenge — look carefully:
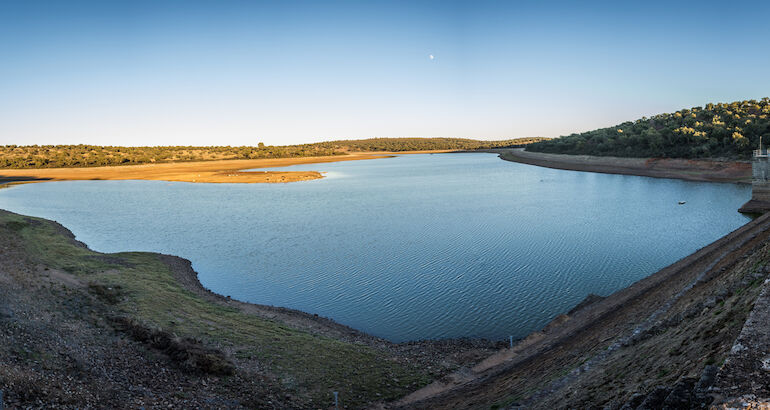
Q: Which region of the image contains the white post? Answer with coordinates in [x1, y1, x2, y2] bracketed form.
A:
[333, 391, 339, 409]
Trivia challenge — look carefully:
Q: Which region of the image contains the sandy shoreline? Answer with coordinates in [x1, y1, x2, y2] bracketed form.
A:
[0, 150, 454, 185]
[499, 148, 751, 184]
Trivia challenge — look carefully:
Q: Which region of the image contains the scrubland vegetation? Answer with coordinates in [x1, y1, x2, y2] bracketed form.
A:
[315, 137, 544, 152]
[527, 99, 770, 159]
[0, 138, 545, 169]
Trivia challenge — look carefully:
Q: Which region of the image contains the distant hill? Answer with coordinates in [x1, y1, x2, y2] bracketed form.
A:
[526, 99, 770, 159]
[0, 137, 546, 169]
[316, 137, 545, 152]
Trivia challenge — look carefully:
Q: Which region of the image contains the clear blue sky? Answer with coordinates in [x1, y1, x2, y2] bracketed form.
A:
[2, 0, 770, 146]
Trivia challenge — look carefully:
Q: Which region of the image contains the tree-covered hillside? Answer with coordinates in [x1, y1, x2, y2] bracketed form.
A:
[526, 99, 770, 159]
[0, 137, 545, 169]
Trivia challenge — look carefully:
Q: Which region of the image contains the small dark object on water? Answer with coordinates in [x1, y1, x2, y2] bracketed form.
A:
[678, 201, 686, 205]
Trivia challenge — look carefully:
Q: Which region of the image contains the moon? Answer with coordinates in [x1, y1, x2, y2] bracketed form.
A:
[429, 54, 435, 60]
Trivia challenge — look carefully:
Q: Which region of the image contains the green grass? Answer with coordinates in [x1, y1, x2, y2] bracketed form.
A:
[4, 211, 430, 407]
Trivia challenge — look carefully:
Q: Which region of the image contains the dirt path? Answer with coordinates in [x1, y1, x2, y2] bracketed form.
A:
[499, 148, 751, 183]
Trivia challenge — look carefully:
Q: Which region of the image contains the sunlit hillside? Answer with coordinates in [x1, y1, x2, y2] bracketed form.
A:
[527, 99, 770, 159]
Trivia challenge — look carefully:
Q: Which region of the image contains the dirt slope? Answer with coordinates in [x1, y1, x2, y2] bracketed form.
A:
[499, 148, 751, 184]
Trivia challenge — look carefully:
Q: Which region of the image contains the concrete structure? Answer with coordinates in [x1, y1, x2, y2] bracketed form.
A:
[751, 145, 770, 201]
[739, 139, 770, 213]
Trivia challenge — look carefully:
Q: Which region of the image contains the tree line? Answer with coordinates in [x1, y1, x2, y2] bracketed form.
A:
[0, 137, 545, 169]
[526, 98, 770, 159]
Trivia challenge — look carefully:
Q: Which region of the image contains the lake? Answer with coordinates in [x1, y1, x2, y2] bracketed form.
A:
[0, 153, 752, 342]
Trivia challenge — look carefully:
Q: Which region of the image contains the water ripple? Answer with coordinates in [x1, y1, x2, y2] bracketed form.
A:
[0, 153, 752, 342]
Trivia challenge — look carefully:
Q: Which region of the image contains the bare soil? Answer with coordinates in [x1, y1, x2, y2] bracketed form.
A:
[499, 148, 751, 183]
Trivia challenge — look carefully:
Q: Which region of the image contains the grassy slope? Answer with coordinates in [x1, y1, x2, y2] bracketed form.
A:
[3, 210, 430, 407]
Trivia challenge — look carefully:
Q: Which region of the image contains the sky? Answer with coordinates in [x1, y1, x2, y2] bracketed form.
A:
[2, 0, 770, 146]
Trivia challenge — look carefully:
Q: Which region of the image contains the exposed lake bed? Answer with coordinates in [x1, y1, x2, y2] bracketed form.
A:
[0, 153, 752, 342]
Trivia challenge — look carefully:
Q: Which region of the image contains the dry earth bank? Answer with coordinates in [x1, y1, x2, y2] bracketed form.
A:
[499, 148, 751, 184]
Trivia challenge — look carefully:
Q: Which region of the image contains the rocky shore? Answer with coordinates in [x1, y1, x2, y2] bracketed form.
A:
[394, 210, 770, 408]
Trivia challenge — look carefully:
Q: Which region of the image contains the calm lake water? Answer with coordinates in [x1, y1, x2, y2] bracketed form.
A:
[0, 153, 752, 342]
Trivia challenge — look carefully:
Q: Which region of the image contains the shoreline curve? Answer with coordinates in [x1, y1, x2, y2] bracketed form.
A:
[499, 148, 751, 184]
[0, 150, 455, 186]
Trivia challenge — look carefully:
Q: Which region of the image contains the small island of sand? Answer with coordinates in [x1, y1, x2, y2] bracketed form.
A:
[0, 152, 404, 185]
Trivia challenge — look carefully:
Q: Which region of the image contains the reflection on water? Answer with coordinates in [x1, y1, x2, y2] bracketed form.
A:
[0, 153, 751, 342]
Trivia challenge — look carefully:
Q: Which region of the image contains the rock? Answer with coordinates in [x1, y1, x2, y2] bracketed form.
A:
[761, 356, 770, 372]
[731, 343, 747, 354]
[703, 297, 717, 309]
[0, 305, 13, 319]
[714, 291, 726, 303]
[740, 278, 751, 288]
[661, 377, 696, 408]
[696, 365, 718, 391]
[619, 393, 645, 409]
[636, 385, 671, 409]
